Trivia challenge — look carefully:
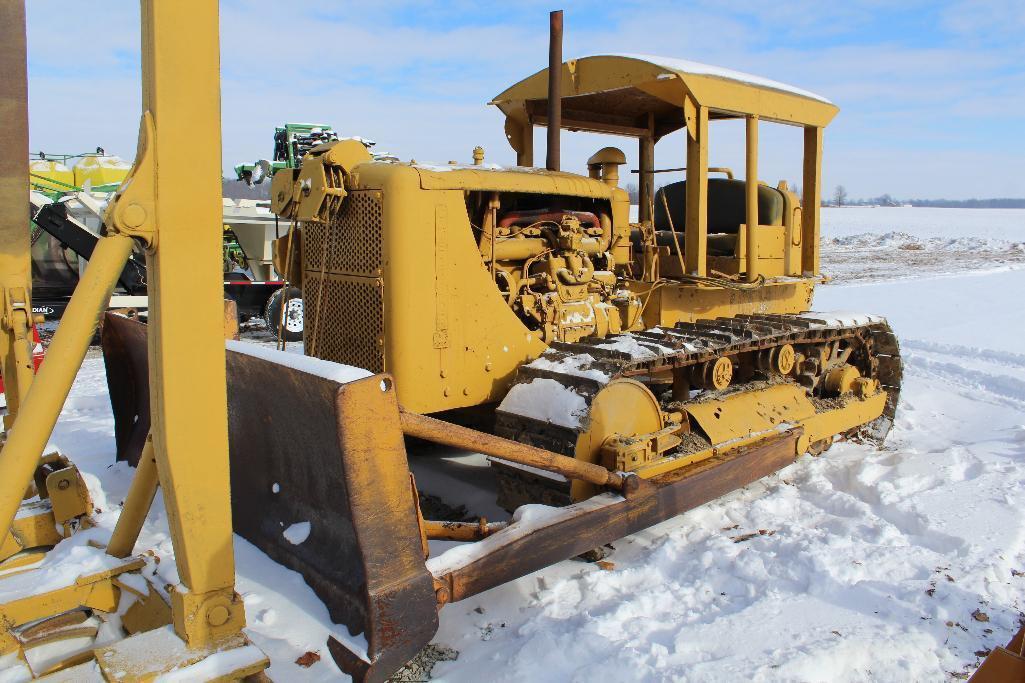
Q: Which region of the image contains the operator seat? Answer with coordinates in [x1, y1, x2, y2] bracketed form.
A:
[646, 178, 785, 256]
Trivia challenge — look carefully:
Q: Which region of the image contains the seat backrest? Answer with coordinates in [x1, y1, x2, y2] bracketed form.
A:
[653, 178, 784, 234]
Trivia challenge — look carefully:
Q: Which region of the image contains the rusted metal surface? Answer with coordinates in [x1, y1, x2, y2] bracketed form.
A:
[546, 9, 562, 171]
[102, 301, 255, 465]
[101, 313, 151, 466]
[399, 409, 632, 491]
[225, 358, 438, 683]
[223, 298, 240, 340]
[435, 428, 801, 603]
[970, 624, 1025, 681]
[101, 313, 438, 682]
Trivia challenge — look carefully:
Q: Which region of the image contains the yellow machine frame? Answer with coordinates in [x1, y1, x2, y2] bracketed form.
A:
[283, 55, 838, 419]
[0, 1, 35, 427]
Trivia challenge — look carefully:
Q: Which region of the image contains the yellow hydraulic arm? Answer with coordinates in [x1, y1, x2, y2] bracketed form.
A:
[0, 0, 250, 666]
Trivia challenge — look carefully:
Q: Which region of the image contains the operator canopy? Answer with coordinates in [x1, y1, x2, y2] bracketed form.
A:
[493, 53, 839, 146]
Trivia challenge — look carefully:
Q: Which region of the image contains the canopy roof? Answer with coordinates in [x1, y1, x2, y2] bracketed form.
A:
[493, 54, 839, 140]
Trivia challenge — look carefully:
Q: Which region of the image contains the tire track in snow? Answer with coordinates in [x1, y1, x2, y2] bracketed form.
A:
[902, 339, 1025, 370]
[904, 355, 1025, 407]
[902, 341, 1025, 408]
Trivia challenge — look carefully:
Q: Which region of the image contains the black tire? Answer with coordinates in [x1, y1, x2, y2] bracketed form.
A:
[264, 286, 304, 342]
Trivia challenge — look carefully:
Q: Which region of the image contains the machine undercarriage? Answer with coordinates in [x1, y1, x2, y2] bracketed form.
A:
[495, 313, 901, 508]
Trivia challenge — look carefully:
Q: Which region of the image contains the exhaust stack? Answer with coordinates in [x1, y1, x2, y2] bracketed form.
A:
[546, 10, 563, 172]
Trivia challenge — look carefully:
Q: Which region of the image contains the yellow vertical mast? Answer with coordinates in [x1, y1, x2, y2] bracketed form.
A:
[137, 0, 245, 645]
[0, 1, 136, 551]
[0, 1, 35, 425]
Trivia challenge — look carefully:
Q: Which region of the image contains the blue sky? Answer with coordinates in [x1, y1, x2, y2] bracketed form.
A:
[24, 0, 1025, 199]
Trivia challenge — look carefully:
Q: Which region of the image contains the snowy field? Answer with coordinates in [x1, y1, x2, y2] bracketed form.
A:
[821, 207, 1025, 283]
[18, 207, 1025, 681]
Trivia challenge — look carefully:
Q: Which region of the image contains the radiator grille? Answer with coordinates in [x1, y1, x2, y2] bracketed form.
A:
[304, 191, 383, 276]
[302, 190, 385, 373]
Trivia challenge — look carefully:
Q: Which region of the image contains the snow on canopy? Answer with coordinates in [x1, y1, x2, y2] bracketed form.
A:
[604, 53, 833, 104]
[493, 53, 838, 137]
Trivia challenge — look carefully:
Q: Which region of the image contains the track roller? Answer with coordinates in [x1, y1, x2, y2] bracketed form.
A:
[698, 356, 733, 390]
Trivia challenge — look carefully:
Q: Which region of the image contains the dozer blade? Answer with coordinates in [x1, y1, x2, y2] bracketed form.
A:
[100, 312, 808, 681]
[101, 313, 439, 681]
[225, 351, 439, 681]
[100, 312, 150, 466]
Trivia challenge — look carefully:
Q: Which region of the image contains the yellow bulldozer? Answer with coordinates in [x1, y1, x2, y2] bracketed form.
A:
[264, 48, 902, 507]
[0, 5, 903, 682]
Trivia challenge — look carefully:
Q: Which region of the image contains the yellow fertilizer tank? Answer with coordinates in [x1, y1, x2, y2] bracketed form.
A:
[28, 159, 74, 191]
[73, 154, 131, 189]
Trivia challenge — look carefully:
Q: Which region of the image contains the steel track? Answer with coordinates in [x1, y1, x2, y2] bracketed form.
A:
[493, 313, 902, 508]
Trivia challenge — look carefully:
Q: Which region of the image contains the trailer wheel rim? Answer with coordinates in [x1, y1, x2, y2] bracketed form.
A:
[283, 298, 304, 333]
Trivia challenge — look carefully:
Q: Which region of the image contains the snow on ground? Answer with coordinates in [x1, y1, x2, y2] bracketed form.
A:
[17, 207, 1025, 681]
[823, 206, 1025, 242]
[426, 268, 1025, 682]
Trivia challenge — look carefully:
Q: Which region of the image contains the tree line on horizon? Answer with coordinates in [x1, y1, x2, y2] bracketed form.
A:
[827, 186, 1025, 209]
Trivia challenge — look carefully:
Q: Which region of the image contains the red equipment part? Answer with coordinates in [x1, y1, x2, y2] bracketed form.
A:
[0, 326, 44, 397]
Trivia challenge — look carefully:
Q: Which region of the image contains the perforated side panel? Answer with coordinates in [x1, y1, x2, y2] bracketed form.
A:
[303, 274, 384, 373]
[302, 190, 385, 372]
[304, 191, 383, 276]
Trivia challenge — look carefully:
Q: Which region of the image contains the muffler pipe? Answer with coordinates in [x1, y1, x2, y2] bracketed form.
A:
[546, 9, 563, 172]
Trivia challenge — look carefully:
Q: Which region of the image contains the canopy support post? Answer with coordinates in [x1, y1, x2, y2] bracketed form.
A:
[517, 122, 533, 167]
[745, 116, 759, 282]
[801, 125, 822, 276]
[639, 135, 655, 224]
[684, 103, 708, 276]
